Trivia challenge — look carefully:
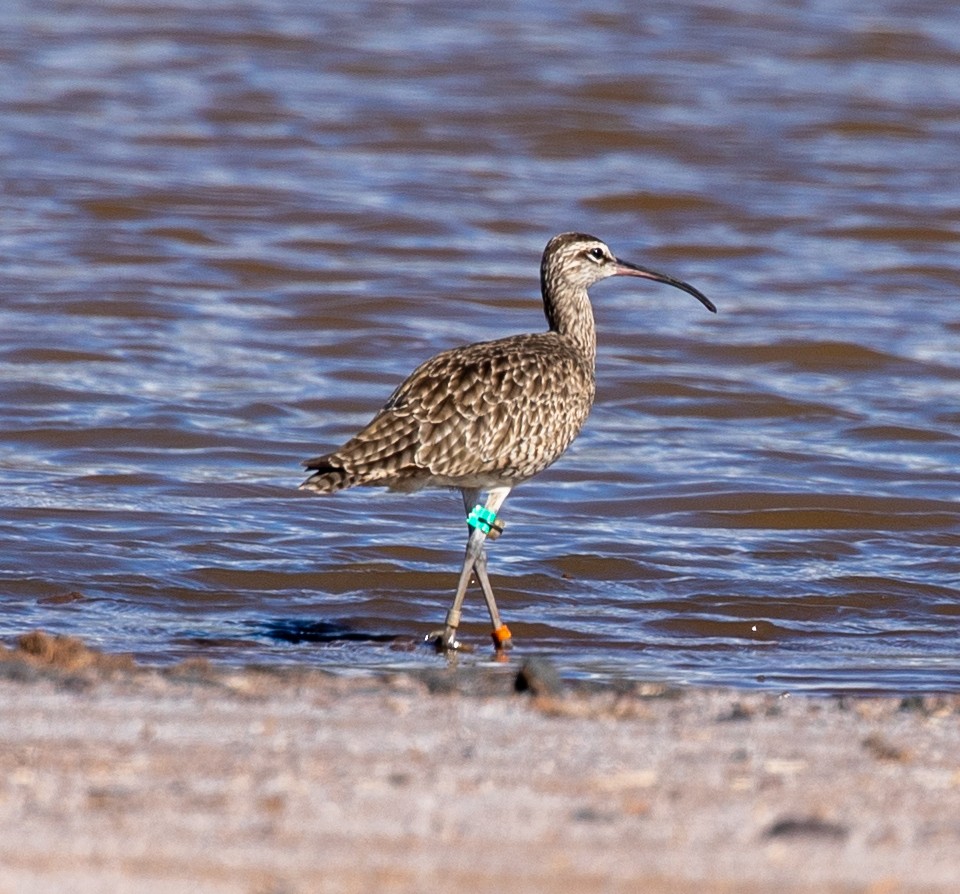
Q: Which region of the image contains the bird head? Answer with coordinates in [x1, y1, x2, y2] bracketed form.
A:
[542, 232, 716, 313]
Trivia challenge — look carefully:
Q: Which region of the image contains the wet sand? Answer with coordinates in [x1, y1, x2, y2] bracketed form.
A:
[1, 632, 958, 893]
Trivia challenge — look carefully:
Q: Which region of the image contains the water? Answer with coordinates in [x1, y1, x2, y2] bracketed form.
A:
[1, 0, 958, 693]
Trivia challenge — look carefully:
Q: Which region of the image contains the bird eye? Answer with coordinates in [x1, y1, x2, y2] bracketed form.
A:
[587, 247, 606, 262]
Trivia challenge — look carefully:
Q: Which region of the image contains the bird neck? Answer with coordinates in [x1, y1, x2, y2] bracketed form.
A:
[540, 276, 597, 365]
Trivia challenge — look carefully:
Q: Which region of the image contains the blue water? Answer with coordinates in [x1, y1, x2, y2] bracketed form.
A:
[1, 0, 958, 693]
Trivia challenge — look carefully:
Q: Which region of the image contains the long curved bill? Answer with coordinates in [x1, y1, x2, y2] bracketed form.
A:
[614, 259, 716, 313]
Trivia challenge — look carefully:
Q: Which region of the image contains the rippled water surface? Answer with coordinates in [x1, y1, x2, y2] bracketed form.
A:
[2, 0, 958, 692]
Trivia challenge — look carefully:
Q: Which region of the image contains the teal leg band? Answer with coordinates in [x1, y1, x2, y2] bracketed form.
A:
[466, 505, 504, 539]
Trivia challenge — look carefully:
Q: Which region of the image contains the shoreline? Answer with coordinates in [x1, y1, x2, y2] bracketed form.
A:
[1, 631, 959, 893]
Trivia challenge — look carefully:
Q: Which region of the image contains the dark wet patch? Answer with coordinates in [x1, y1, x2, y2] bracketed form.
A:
[260, 618, 406, 645]
[764, 817, 849, 841]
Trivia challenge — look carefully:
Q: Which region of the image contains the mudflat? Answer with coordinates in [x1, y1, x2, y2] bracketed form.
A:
[1, 632, 958, 893]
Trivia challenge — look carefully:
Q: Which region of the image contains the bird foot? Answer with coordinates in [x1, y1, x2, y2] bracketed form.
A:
[424, 630, 474, 653]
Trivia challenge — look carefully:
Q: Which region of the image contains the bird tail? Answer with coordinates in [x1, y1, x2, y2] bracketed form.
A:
[300, 416, 423, 494]
[299, 457, 356, 494]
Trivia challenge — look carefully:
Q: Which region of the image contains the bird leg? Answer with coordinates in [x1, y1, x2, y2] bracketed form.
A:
[438, 527, 488, 651]
[472, 546, 512, 650]
[436, 487, 512, 651]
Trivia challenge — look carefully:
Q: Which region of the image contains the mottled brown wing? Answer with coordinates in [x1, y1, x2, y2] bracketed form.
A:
[303, 332, 594, 492]
[384, 333, 595, 482]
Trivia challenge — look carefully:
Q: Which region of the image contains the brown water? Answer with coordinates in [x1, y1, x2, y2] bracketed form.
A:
[2, 1, 959, 692]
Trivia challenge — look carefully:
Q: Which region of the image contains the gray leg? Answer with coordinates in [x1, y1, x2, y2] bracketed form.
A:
[462, 487, 508, 641]
[472, 547, 511, 649]
[438, 487, 512, 650]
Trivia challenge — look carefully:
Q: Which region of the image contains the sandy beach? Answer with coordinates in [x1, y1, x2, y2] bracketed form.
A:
[0, 631, 958, 893]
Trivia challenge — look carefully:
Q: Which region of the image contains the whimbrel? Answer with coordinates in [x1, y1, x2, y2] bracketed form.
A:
[301, 233, 715, 651]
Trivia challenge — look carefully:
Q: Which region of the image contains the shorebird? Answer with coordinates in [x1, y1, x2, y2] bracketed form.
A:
[301, 233, 715, 651]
